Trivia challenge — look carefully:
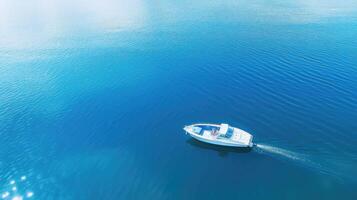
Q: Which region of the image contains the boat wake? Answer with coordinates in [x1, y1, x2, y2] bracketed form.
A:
[253, 143, 345, 181]
[254, 143, 305, 162]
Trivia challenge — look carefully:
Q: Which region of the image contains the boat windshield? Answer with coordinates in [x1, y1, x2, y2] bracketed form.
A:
[226, 127, 234, 138]
[192, 126, 203, 135]
[219, 124, 234, 138]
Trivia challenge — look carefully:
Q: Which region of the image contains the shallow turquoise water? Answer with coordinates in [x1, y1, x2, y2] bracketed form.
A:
[1, 0, 357, 199]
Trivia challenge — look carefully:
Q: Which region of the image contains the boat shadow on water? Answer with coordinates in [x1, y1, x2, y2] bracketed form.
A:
[186, 138, 252, 157]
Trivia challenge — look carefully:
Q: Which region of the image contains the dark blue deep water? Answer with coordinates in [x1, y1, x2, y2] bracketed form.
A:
[1, 0, 357, 199]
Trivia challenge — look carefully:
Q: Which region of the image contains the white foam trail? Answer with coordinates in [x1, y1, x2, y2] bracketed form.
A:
[255, 144, 305, 162]
[254, 143, 341, 180]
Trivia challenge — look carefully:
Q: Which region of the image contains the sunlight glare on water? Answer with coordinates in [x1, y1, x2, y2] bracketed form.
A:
[1, 176, 34, 200]
[1, 0, 357, 199]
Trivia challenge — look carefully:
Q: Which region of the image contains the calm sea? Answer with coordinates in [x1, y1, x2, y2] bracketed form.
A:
[1, 0, 357, 199]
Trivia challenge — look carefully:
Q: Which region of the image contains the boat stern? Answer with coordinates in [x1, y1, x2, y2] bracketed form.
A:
[244, 133, 254, 148]
[234, 129, 254, 147]
[248, 135, 254, 147]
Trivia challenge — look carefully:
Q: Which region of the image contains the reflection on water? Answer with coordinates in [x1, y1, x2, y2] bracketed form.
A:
[0, 0, 357, 199]
[186, 138, 251, 157]
[1, 0, 357, 49]
[1, 175, 34, 199]
[0, 0, 147, 49]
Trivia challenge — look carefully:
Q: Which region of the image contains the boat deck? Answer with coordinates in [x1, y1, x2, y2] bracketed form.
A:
[194, 125, 219, 135]
[184, 123, 253, 147]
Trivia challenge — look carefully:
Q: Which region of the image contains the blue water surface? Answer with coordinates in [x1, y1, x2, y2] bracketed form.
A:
[1, 0, 357, 199]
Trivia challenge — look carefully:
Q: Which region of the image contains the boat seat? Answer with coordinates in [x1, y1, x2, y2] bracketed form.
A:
[203, 130, 213, 138]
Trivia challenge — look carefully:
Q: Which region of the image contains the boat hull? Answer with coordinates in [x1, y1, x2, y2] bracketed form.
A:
[188, 132, 252, 147]
[184, 123, 253, 148]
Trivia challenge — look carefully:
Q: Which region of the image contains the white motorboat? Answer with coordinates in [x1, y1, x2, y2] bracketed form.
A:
[184, 123, 253, 148]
